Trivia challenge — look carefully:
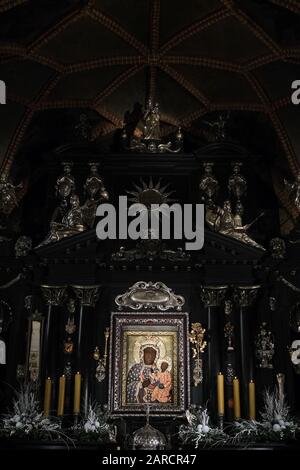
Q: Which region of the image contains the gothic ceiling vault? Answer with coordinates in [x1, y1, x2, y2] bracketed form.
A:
[0, 0, 300, 203]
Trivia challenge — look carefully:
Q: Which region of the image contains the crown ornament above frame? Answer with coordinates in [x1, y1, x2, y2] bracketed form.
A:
[115, 281, 185, 311]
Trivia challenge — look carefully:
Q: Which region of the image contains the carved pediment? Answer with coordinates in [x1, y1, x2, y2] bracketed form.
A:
[33, 226, 264, 265]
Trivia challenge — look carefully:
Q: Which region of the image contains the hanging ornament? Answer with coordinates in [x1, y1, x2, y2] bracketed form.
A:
[65, 316, 76, 335]
[189, 323, 207, 386]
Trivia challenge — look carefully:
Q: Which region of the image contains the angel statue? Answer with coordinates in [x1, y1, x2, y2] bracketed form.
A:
[55, 163, 75, 201]
[37, 194, 87, 247]
[206, 200, 265, 250]
[284, 171, 300, 211]
[82, 163, 109, 227]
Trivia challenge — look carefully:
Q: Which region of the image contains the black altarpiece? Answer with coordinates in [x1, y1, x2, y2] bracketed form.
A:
[0, 140, 300, 447]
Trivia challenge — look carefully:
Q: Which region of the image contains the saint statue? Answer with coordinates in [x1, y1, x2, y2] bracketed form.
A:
[55, 163, 75, 201]
[82, 163, 109, 227]
[143, 100, 160, 141]
[206, 200, 265, 250]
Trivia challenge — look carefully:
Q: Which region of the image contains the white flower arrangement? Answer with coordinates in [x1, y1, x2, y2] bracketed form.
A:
[179, 406, 227, 448]
[229, 389, 300, 444]
[1, 385, 62, 440]
[72, 403, 116, 443]
[179, 390, 300, 448]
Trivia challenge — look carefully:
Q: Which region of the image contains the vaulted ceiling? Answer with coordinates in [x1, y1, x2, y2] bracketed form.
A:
[0, 0, 300, 181]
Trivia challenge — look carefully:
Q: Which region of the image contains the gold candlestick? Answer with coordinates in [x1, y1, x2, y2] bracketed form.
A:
[233, 377, 241, 420]
[57, 375, 66, 417]
[73, 371, 81, 414]
[44, 377, 52, 416]
[249, 380, 256, 420]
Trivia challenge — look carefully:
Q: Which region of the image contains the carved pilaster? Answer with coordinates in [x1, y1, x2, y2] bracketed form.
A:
[200, 286, 228, 307]
[40, 285, 67, 381]
[200, 286, 227, 414]
[72, 285, 100, 307]
[71, 285, 100, 379]
[233, 285, 260, 418]
[233, 285, 260, 308]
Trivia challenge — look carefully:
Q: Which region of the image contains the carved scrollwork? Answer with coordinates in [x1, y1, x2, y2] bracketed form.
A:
[115, 281, 185, 311]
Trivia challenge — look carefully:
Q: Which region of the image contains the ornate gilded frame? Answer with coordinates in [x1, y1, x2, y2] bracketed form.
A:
[109, 311, 190, 416]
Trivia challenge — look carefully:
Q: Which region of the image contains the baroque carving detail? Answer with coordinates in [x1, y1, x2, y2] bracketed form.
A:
[200, 286, 228, 307]
[233, 286, 260, 307]
[41, 286, 67, 306]
[115, 281, 185, 311]
[72, 285, 100, 307]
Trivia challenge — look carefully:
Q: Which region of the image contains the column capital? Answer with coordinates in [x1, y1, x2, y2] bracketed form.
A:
[233, 285, 260, 308]
[41, 285, 67, 306]
[72, 285, 100, 307]
[200, 285, 228, 307]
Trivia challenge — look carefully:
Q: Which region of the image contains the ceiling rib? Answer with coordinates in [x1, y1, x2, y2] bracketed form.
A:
[160, 63, 210, 108]
[220, 0, 283, 57]
[148, 0, 160, 102]
[163, 55, 242, 73]
[28, 10, 83, 54]
[66, 55, 144, 73]
[0, 0, 299, 184]
[2, 73, 62, 171]
[159, 8, 231, 55]
[269, 0, 300, 14]
[246, 71, 299, 175]
[85, 5, 149, 56]
[93, 64, 145, 105]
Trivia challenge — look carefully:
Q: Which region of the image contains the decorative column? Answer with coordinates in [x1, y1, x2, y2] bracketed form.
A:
[72, 285, 100, 417]
[200, 285, 227, 416]
[41, 285, 66, 379]
[234, 285, 260, 418]
[72, 285, 100, 370]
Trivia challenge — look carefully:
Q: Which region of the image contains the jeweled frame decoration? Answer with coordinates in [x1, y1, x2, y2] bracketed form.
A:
[109, 312, 190, 416]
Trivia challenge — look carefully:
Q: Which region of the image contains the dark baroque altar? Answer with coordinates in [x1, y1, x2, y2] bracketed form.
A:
[1, 135, 300, 449]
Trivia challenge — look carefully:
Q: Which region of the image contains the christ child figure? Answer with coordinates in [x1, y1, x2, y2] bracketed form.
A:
[151, 360, 172, 403]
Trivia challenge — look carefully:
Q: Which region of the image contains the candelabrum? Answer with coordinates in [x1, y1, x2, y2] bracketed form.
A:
[224, 321, 234, 351]
[189, 322, 207, 386]
[93, 328, 110, 383]
[255, 322, 274, 369]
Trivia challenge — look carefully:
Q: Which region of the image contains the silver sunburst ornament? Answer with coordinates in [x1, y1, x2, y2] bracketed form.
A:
[126, 178, 176, 210]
